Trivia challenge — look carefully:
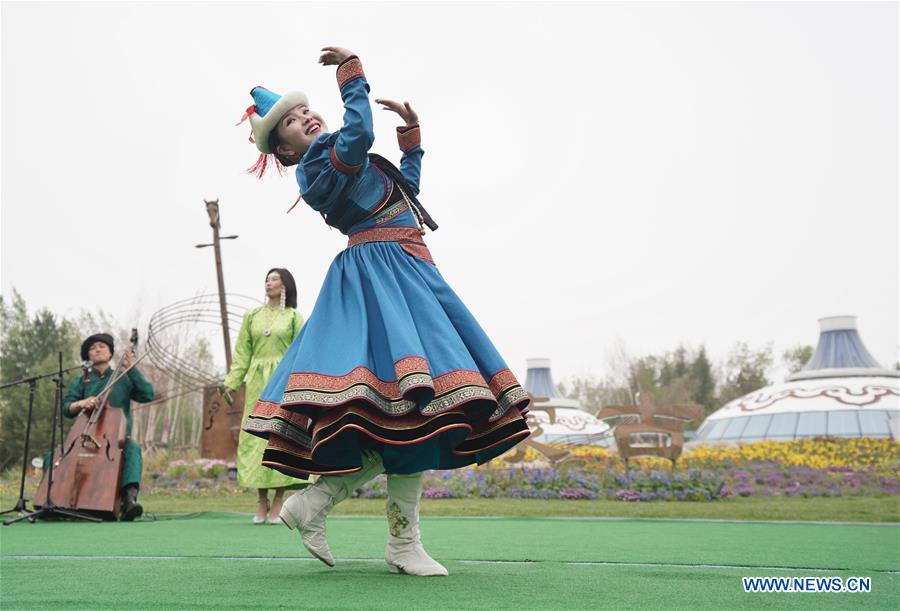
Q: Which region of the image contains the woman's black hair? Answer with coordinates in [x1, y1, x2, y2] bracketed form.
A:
[267, 267, 298, 309]
[268, 130, 299, 167]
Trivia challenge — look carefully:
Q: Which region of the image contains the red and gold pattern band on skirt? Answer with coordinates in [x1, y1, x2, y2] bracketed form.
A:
[243, 357, 531, 476]
[347, 226, 435, 265]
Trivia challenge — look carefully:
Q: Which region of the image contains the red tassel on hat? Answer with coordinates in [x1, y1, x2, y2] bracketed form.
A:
[246, 153, 288, 180]
[235, 105, 256, 126]
[246, 153, 269, 179]
[286, 193, 303, 214]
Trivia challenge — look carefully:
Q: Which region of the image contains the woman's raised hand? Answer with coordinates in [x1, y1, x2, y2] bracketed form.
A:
[319, 47, 355, 66]
[374, 99, 419, 127]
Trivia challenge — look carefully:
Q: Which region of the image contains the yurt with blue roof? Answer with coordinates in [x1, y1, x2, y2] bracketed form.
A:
[695, 316, 899, 443]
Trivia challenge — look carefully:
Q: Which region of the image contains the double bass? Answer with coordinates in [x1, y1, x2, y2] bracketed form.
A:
[34, 329, 144, 520]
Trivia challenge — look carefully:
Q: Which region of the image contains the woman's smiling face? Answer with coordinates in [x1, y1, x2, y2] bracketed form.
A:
[274, 104, 328, 159]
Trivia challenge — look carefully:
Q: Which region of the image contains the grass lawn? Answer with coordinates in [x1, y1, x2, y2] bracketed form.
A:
[3, 489, 895, 522]
[2, 513, 898, 610]
[151, 493, 900, 522]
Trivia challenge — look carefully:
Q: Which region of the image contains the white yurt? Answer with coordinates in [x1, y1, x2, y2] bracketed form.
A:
[694, 316, 899, 442]
[524, 358, 611, 444]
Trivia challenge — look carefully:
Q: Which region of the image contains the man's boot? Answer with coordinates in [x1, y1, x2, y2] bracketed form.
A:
[280, 451, 384, 567]
[120, 485, 143, 522]
[384, 473, 448, 576]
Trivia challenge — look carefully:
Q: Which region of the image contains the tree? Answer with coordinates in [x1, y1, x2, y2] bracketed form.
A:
[0, 291, 224, 469]
[559, 344, 720, 424]
[690, 347, 716, 417]
[624, 345, 718, 425]
[557, 375, 633, 413]
[782, 344, 814, 374]
[716, 342, 773, 408]
[132, 335, 213, 450]
[0, 291, 81, 471]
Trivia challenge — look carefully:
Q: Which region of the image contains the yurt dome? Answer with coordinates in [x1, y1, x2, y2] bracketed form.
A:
[524, 358, 610, 444]
[695, 316, 899, 442]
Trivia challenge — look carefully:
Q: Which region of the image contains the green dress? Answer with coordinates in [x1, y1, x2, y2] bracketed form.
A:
[224, 305, 308, 489]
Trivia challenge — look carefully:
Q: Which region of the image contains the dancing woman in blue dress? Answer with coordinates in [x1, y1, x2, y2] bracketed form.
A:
[239, 46, 530, 576]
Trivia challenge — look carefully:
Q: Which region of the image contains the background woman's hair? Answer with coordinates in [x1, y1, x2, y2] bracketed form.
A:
[267, 267, 298, 309]
[268, 130, 300, 167]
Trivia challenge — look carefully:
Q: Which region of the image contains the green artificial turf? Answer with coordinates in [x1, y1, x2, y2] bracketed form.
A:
[16, 493, 894, 522]
[2, 514, 898, 609]
[3, 491, 899, 522]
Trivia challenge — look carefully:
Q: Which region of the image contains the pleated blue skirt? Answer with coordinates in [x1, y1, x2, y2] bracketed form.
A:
[244, 239, 530, 476]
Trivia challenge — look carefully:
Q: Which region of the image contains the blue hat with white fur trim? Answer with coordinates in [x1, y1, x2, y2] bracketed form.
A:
[238, 86, 309, 154]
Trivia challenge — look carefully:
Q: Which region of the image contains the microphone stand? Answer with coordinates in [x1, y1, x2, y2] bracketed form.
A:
[4, 353, 100, 525]
[0, 363, 84, 519]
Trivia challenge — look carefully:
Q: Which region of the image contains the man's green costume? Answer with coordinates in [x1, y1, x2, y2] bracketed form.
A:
[63, 366, 154, 488]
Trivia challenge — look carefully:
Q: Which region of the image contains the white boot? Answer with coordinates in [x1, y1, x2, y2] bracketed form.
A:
[384, 473, 448, 576]
[280, 452, 384, 567]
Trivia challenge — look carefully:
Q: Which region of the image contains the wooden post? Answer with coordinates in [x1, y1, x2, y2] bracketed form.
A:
[204, 199, 233, 369]
[196, 199, 241, 459]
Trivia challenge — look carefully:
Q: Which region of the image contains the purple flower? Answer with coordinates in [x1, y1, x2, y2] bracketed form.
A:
[826, 466, 855, 473]
[423, 486, 455, 499]
[559, 488, 598, 500]
[615, 488, 641, 502]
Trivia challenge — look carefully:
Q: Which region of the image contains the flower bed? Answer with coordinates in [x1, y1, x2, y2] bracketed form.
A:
[355, 465, 731, 501]
[350, 461, 897, 502]
[350, 439, 900, 502]
[140, 454, 240, 496]
[6, 439, 893, 503]
[542, 438, 900, 470]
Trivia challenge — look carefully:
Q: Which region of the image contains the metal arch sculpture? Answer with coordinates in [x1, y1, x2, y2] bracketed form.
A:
[597, 392, 702, 466]
[145, 293, 260, 458]
[146, 293, 259, 389]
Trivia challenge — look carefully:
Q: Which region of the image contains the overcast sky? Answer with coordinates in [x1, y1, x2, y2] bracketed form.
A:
[2, 1, 897, 384]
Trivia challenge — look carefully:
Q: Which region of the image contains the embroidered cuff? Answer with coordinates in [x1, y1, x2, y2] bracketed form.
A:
[397, 124, 421, 152]
[336, 56, 366, 89]
[330, 146, 363, 174]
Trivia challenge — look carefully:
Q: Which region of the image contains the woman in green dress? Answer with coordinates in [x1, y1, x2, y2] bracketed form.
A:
[222, 268, 307, 523]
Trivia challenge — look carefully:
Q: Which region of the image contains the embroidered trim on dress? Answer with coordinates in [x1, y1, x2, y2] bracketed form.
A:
[242, 359, 532, 476]
[286, 356, 428, 393]
[490, 385, 531, 421]
[397, 125, 421, 152]
[254, 403, 531, 476]
[336, 56, 366, 89]
[244, 416, 312, 447]
[346, 226, 435, 265]
[373, 198, 409, 226]
[252, 399, 313, 429]
[280, 368, 496, 416]
[249, 360, 529, 423]
[330, 146, 363, 175]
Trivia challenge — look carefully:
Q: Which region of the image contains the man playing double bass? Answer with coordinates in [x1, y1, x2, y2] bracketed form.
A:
[63, 333, 155, 521]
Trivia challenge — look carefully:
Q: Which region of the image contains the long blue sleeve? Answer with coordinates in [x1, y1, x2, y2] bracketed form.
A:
[330, 56, 374, 173]
[397, 124, 423, 196]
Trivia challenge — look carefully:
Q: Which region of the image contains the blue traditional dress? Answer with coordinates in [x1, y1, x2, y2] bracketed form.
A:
[244, 56, 530, 476]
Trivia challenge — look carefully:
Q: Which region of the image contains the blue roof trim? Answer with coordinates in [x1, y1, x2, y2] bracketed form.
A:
[802, 330, 882, 371]
[525, 367, 561, 398]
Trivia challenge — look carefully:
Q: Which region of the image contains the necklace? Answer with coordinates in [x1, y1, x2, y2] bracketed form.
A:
[260, 306, 281, 337]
